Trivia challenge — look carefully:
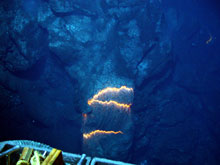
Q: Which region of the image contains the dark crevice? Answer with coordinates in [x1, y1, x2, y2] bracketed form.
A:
[8, 34, 29, 62]
[136, 60, 174, 90]
[48, 51, 83, 114]
[135, 43, 157, 70]
[49, 51, 78, 86]
[50, 7, 97, 18]
[134, 43, 157, 88]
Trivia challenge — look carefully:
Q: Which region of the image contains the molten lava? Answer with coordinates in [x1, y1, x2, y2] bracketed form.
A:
[88, 86, 133, 109]
[83, 130, 123, 139]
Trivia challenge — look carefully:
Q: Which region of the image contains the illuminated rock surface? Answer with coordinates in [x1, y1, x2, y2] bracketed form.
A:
[83, 86, 134, 160]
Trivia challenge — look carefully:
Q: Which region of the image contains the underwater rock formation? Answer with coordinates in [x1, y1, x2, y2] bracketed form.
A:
[0, 0, 220, 164]
[0, 1, 48, 72]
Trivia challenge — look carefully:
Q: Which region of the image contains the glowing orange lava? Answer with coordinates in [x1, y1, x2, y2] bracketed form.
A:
[89, 100, 131, 109]
[88, 86, 133, 109]
[83, 130, 123, 139]
[82, 113, 87, 118]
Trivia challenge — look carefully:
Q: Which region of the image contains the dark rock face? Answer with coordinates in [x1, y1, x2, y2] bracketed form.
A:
[131, 0, 220, 164]
[0, 1, 48, 72]
[0, 0, 220, 164]
[132, 85, 217, 164]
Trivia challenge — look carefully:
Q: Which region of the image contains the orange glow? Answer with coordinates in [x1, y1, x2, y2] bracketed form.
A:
[88, 86, 133, 109]
[91, 86, 133, 100]
[82, 113, 87, 118]
[89, 100, 131, 109]
[83, 130, 123, 139]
